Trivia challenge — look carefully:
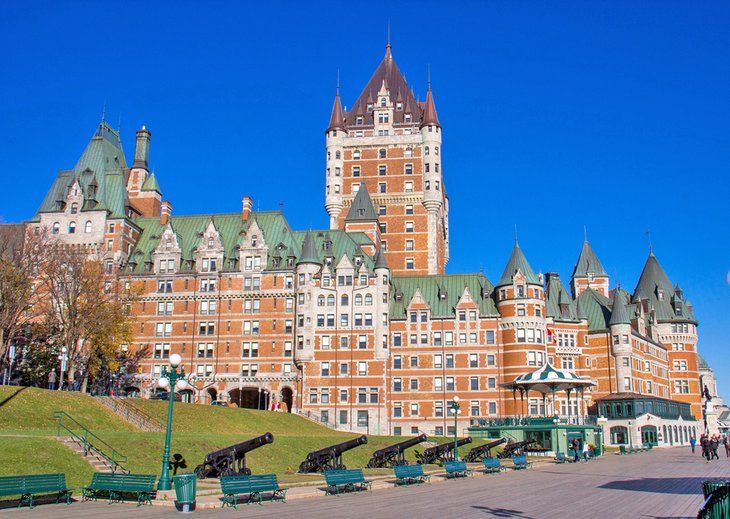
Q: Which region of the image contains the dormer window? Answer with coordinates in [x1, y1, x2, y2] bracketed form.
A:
[354, 256, 363, 267]
[658, 290, 664, 301]
[517, 285, 525, 298]
[323, 241, 331, 252]
[380, 98, 386, 107]
[208, 238, 214, 248]
[356, 116, 363, 125]
[404, 113, 412, 123]
[252, 235, 258, 247]
[70, 203, 78, 214]
[377, 113, 389, 124]
[396, 102, 402, 110]
[367, 103, 373, 111]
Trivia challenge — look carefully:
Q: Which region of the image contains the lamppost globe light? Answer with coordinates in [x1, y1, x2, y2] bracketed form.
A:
[158, 376, 170, 389]
[174, 378, 189, 392]
[453, 395, 460, 403]
[61, 347, 67, 354]
[169, 353, 182, 368]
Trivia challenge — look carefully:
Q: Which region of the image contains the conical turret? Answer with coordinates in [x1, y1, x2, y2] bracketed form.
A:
[327, 88, 345, 132]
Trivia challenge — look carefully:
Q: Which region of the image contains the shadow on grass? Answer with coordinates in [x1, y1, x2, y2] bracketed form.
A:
[0, 386, 27, 409]
[599, 477, 705, 495]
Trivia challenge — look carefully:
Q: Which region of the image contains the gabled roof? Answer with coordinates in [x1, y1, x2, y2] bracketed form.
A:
[576, 288, 612, 331]
[33, 120, 129, 220]
[390, 274, 499, 319]
[545, 274, 578, 321]
[632, 252, 696, 322]
[572, 239, 607, 278]
[141, 172, 161, 194]
[345, 183, 378, 221]
[346, 45, 422, 127]
[496, 243, 540, 287]
[292, 229, 375, 270]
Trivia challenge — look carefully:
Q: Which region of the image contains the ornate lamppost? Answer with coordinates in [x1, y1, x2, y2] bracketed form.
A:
[156, 353, 189, 491]
[450, 396, 461, 461]
[57, 347, 68, 391]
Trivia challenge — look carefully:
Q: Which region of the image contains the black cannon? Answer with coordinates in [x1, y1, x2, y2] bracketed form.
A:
[463, 438, 507, 463]
[497, 439, 536, 459]
[194, 432, 274, 479]
[366, 434, 428, 468]
[298, 435, 368, 473]
[415, 437, 473, 465]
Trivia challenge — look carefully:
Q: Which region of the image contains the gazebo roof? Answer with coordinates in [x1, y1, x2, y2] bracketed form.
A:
[503, 363, 595, 393]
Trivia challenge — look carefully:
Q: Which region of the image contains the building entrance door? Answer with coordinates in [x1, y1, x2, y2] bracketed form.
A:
[641, 425, 658, 446]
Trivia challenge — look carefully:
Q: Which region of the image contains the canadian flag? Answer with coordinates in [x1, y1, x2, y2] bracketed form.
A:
[547, 328, 554, 342]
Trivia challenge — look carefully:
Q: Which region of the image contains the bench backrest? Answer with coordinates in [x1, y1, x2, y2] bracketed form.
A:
[324, 469, 365, 485]
[394, 464, 424, 478]
[220, 474, 278, 494]
[0, 474, 66, 496]
[90, 472, 156, 491]
[483, 458, 501, 469]
[444, 461, 467, 473]
[513, 455, 527, 465]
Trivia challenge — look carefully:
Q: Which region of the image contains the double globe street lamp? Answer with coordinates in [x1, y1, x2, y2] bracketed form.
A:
[156, 353, 189, 491]
[450, 396, 461, 461]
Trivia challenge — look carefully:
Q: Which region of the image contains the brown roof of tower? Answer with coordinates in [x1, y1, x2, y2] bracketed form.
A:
[346, 45, 422, 126]
[327, 88, 345, 132]
[421, 85, 440, 127]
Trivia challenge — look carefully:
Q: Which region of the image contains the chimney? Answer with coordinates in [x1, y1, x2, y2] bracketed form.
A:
[160, 200, 172, 225]
[242, 196, 253, 221]
[133, 125, 152, 169]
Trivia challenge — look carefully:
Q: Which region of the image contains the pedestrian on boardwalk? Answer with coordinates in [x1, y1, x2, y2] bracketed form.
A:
[572, 438, 580, 463]
[582, 440, 590, 462]
[701, 435, 711, 462]
[710, 436, 719, 460]
[47, 370, 56, 390]
[723, 435, 729, 458]
[690, 436, 696, 453]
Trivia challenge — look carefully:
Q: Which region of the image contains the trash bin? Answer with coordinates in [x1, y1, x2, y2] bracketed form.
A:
[173, 473, 197, 512]
[702, 480, 729, 499]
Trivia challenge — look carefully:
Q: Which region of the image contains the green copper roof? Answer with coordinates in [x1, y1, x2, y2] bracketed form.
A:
[576, 296, 587, 320]
[497, 243, 540, 287]
[576, 288, 612, 331]
[572, 240, 607, 278]
[291, 229, 375, 270]
[374, 248, 388, 270]
[632, 252, 696, 323]
[141, 172, 161, 193]
[697, 355, 710, 370]
[34, 121, 129, 220]
[390, 274, 498, 319]
[609, 290, 630, 326]
[545, 274, 579, 321]
[297, 230, 321, 265]
[345, 183, 378, 221]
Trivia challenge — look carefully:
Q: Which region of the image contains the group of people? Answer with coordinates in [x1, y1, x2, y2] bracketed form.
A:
[47, 369, 83, 391]
[691, 433, 729, 462]
[570, 437, 591, 462]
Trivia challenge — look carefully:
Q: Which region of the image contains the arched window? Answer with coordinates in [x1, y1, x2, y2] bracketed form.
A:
[354, 294, 363, 306]
[335, 151, 341, 159]
[84, 221, 92, 233]
[341, 294, 349, 306]
[425, 146, 430, 156]
[317, 295, 325, 307]
[662, 425, 668, 444]
[365, 294, 373, 306]
[435, 146, 440, 156]
[68, 222, 76, 234]
[51, 222, 60, 234]
[327, 295, 335, 307]
[70, 203, 78, 214]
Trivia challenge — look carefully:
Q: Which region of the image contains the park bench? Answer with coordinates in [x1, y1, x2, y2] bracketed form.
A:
[220, 474, 286, 509]
[323, 469, 372, 495]
[393, 464, 430, 486]
[0, 473, 71, 509]
[443, 460, 472, 478]
[82, 473, 156, 506]
[512, 455, 531, 470]
[554, 452, 567, 464]
[483, 457, 504, 473]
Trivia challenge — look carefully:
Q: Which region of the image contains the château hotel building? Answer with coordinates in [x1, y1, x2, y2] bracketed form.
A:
[24, 44, 714, 444]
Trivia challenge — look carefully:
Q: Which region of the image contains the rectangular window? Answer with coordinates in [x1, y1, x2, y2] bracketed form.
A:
[470, 377, 478, 390]
[405, 221, 414, 233]
[393, 378, 402, 392]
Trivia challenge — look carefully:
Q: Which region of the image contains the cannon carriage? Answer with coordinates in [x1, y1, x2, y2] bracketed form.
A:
[414, 437, 472, 465]
[298, 435, 368, 473]
[366, 434, 428, 468]
[463, 438, 507, 462]
[497, 439, 536, 459]
[194, 432, 274, 479]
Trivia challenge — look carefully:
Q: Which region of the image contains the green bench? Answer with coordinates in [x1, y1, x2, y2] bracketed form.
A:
[512, 455, 531, 470]
[393, 464, 430, 485]
[444, 460, 472, 478]
[82, 473, 156, 506]
[220, 474, 286, 509]
[323, 469, 372, 495]
[483, 457, 504, 473]
[0, 473, 71, 509]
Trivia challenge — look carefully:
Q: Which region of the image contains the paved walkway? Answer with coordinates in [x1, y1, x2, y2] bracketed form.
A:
[3, 448, 728, 518]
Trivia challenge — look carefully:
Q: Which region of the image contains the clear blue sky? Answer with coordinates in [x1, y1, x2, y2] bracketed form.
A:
[1, 2, 728, 394]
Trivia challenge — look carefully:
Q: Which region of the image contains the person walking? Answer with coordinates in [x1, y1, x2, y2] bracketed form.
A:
[572, 438, 580, 463]
[710, 436, 720, 460]
[690, 436, 696, 453]
[47, 370, 56, 390]
[701, 435, 711, 462]
[723, 435, 729, 458]
[582, 440, 590, 462]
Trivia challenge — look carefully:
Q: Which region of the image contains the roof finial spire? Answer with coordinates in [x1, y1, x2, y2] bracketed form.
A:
[336, 69, 340, 95]
[101, 99, 107, 123]
[646, 229, 653, 255]
[514, 224, 519, 246]
[387, 19, 391, 48]
[583, 225, 588, 243]
[427, 63, 431, 91]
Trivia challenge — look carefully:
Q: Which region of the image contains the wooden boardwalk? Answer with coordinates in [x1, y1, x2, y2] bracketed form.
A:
[3, 447, 728, 518]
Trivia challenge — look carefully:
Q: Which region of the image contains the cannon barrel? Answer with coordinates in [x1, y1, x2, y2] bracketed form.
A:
[204, 432, 274, 463]
[371, 434, 427, 458]
[422, 437, 472, 456]
[304, 435, 368, 461]
[464, 438, 506, 462]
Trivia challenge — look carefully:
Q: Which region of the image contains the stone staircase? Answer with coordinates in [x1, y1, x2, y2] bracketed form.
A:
[96, 396, 163, 432]
[57, 436, 128, 474]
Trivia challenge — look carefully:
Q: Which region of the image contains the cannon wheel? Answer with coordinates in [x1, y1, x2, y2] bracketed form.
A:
[220, 467, 235, 477]
[194, 464, 208, 479]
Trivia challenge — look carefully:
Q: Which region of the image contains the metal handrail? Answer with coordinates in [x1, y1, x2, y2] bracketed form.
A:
[102, 397, 163, 431]
[53, 411, 128, 473]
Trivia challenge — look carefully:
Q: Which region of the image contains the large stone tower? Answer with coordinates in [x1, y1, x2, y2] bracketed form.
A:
[324, 44, 449, 275]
